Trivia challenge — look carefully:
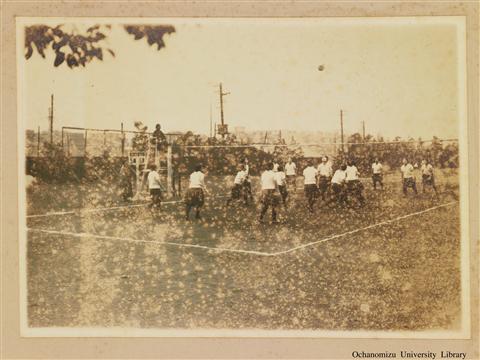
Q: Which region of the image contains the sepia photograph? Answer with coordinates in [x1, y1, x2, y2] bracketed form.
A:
[17, 16, 470, 337]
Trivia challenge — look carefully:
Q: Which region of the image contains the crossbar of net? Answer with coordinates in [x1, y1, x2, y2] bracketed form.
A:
[179, 138, 458, 148]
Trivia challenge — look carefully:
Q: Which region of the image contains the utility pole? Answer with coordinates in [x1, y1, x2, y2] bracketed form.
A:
[66, 134, 70, 157]
[49, 94, 54, 144]
[362, 120, 366, 141]
[340, 109, 344, 154]
[219, 83, 230, 139]
[37, 126, 40, 157]
[209, 104, 213, 138]
[84, 129, 88, 156]
[121, 122, 125, 157]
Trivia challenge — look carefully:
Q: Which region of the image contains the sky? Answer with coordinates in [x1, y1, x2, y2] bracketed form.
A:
[19, 17, 464, 139]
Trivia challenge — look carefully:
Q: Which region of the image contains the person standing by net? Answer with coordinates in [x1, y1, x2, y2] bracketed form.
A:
[285, 157, 297, 192]
[317, 156, 333, 201]
[259, 162, 279, 224]
[119, 160, 134, 202]
[400, 158, 418, 196]
[242, 158, 254, 204]
[345, 160, 365, 207]
[328, 164, 348, 206]
[303, 160, 318, 213]
[226, 164, 248, 207]
[420, 159, 438, 195]
[371, 158, 384, 190]
[275, 165, 288, 207]
[147, 164, 164, 210]
[185, 164, 207, 220]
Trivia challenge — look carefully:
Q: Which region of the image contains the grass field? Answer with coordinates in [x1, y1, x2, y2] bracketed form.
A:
[26, 169, 462, 331]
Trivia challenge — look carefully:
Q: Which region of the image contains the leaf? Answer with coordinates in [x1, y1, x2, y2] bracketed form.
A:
[66, 54, 77, 68]
[94, 32, 106, 41]
[35, 42, 46, 58]
[25, 45, 33, 60]
[54, 51, 65, 67]
[86, 25, 100, 33]
[95, 48, 103, 60]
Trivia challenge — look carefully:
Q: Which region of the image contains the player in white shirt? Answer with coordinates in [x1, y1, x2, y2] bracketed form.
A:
[259, 162, 279, 223]
[345, 160, 365, 207]
[371, 159, 384, 190]
[242, 158, 254, 204]
[147, 164, 164, 209]
[285, 157, 297, 191]
[185, 164, 207, 220]
[317, 156, 333, 201]
[226, 164, 248, 207]
[275, 165, 288, 206]
[303, 160, 318, 212]
[400, 158, 418, 196]
[327, 164, 347, 206]
[420, 159, 438, 195]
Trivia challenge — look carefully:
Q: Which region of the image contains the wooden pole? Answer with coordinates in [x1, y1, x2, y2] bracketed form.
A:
[219, 83, 230, 139]
[333, 134, 337, 157]
[167, 144, 173, 197]
[121, 122, 125, 157]
[178, 173, 182, 197]
[220, 83, 224, 128]
[84, 130, 88, 156]
[37, 126, 40, 157]
[340, 110, 344, 154]
[61, 127, 64, 151]
[66, 134, 70, 157]
[209, 104, 212, 138]
[49, 94, 54, 144]
[362, 121, 366, 141]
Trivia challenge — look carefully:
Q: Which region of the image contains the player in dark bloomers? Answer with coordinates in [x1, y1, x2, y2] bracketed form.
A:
[259, 162, 280, 224]
[303, 160, 318, 213]
[185, 164, 207, 220]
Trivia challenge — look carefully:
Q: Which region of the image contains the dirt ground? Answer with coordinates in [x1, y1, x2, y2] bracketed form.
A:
[26, 169, 461, 330]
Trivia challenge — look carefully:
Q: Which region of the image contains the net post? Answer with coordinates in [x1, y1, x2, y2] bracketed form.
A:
[121, 122, 125, 157]
[37, 126, 40, 157]
[167, 144, 173, 197]
[84, 130, 88, 156]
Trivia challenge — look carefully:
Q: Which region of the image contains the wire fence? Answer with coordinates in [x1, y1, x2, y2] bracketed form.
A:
[26, 126, 183, 158]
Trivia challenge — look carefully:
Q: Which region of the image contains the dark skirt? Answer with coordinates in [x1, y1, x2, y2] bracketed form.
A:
[403, 177, 416, 188]
[260, 189, 280, 206]
[318, 176, 331, 192]
[304, 184, 318, 198]
[346, 179, 364, 192]
[422, 174, 435, 185]
[231, 183, 243, 199]
[185, 188, 204, 207]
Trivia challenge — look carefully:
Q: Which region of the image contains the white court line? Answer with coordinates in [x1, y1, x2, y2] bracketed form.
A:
[27, 195, 229, 219]
[26, 202, 149, 218]
[27, 201, 457, 257]
[270, 201, 458, 256]
[26, 228, 271, 256]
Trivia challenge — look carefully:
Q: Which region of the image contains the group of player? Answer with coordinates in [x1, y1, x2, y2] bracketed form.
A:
[143, 155, 439, 222]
